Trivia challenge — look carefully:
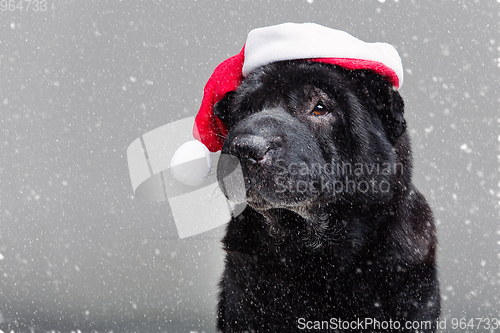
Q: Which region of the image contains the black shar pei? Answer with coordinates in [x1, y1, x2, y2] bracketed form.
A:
[194, 23, 440, 333]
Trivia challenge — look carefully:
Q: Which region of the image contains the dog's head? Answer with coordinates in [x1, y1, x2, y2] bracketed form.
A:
[215, 61, 411, 213]
[194, 24, 411, 246]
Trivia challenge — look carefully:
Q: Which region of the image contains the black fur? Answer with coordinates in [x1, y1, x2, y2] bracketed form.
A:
[214, 61, 439, 332]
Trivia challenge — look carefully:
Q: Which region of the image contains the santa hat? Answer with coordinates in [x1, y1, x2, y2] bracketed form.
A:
[194, 22, 404, 152]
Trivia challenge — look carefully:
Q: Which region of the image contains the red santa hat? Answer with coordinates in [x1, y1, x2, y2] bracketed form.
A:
[194, 23, 404, 152]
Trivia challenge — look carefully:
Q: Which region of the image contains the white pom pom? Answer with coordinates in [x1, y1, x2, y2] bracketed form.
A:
[170, 140, 211, 187]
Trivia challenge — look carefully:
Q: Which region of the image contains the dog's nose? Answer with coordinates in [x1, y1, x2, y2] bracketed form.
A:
[232, 135, 271, 164]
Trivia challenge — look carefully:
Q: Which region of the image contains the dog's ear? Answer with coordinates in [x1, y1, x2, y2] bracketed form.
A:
[213, 91, 236, 129]
[379, 87, 406, 143]
[354, 70, 406, 143]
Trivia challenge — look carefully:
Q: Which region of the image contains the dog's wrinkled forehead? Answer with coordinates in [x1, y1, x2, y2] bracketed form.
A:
[233, 61, 351, 113]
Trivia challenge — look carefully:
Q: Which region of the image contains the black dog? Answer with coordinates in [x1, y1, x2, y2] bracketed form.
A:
[215, 61, 440, 332]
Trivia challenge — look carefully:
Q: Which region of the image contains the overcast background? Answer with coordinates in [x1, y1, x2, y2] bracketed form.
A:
[1, 1, 499, 332]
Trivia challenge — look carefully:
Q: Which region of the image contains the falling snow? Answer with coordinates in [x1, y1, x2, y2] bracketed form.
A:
[0, 1, 498, 332]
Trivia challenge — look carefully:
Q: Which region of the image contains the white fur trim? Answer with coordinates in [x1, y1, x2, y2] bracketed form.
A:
[242, 22, 404, 88]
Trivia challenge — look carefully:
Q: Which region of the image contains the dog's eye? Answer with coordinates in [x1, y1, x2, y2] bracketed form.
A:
[312, 103, 328, 116]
